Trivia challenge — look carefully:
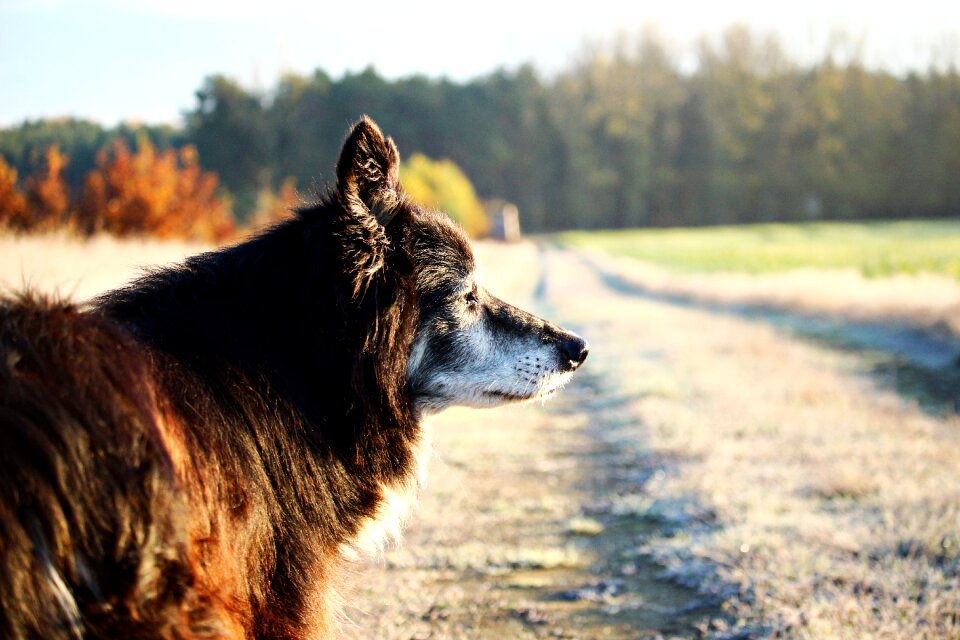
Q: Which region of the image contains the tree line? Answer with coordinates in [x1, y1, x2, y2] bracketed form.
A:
[2, 26, 959, 233]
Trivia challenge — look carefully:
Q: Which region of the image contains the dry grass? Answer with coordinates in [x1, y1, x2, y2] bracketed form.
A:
[0, 231, 206, 301]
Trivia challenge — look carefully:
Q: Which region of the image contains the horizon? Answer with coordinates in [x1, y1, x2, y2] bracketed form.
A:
[2, 0, 959, 128]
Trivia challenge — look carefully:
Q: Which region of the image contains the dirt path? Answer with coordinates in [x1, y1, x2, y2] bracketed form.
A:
[352, 241, 960, 639]
[349, 244, 728, 639]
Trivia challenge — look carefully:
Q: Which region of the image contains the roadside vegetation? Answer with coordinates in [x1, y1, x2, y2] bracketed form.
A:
[560, 219, 960, 280]
[0, 139, 487, 241]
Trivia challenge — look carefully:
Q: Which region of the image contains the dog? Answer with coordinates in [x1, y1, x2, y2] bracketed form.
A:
[0, 116, 588, 639]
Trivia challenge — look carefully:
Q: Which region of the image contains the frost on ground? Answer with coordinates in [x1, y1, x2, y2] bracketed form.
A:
[2, 233, 958, 639]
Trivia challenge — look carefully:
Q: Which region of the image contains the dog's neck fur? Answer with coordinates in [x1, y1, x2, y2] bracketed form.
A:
[97, 211, 418, 470]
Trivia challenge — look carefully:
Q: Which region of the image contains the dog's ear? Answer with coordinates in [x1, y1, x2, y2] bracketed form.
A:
[336, 115, 402, 226]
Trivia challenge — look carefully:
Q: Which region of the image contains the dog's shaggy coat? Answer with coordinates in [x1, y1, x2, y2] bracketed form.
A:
[0, 117, 587, 639]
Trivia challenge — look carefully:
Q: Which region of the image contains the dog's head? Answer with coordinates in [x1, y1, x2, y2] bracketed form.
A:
[334, 116, 588, 415]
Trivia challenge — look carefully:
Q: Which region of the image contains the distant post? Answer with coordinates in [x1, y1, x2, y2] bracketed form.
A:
[486, 200, 521, 242]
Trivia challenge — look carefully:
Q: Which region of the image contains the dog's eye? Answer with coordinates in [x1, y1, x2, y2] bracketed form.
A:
[464, 288, 479, 307]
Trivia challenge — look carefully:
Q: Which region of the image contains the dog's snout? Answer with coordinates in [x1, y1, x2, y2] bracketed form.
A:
[560, 334, 589, 370]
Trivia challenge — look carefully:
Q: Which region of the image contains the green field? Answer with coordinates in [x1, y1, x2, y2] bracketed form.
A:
[559, 219, 960, 280]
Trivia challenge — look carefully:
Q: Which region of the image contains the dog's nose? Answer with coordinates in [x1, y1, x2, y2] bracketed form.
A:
[561, 334, 589, 370]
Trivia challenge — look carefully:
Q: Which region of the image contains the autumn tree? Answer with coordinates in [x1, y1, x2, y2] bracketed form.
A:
[400, 153, 489, 237]
[79, 137, 234, 242]
[0, 155, 28, 230]
[21, 145, 71, 231]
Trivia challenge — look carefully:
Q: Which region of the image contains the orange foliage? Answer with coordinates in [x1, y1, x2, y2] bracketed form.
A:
[0, 155, 28, 230]
[20, 146, 71, 232]
[79, 138, 235, 242]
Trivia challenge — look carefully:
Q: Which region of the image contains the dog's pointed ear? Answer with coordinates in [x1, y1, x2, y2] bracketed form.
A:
[336, 116, 402, 226]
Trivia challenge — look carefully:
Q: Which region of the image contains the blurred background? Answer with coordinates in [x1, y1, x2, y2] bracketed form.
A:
[2, 0, 960, 236]
[2, 1, 959, 637]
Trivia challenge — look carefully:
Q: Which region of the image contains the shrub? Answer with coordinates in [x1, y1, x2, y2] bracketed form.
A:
[0, 155, 28, 230]
[77, 138, 234, 242]
[400, 153, 489, 238]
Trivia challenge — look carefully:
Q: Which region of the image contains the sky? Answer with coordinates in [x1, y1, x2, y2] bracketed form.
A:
[1, 0, 959, 127]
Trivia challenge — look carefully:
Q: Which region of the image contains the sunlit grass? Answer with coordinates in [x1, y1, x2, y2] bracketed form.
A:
[559, 219, 960, 280]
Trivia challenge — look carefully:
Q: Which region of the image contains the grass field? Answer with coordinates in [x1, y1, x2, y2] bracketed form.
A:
[559, 219, 960, 280]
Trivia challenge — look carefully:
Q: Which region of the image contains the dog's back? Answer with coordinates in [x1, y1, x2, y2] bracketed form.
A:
[0, 294, 349, 639]
[0, 296, 216, 638]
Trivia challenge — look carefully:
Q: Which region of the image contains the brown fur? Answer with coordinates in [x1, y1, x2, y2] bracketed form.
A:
[0, 118, 424, 639]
